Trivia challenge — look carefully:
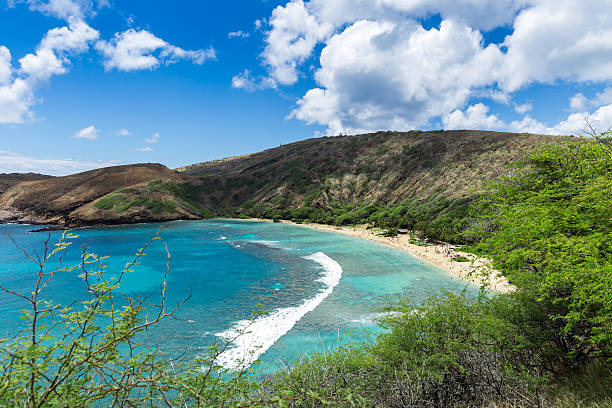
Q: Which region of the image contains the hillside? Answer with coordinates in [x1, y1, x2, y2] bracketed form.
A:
[0, 130, 570, 232]
[0, 173, 53, 194]
[175, 130, 566, 240]
[178, 130, 562, 208]
[0, 163, 201, 226]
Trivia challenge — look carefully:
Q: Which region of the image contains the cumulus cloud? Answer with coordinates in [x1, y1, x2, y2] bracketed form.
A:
[132, 146, 153, 152]
[0, 47, 12, 85]
[0, 150, 119, 176]
[259, 0, 333, 87]
[1, 5, 213, 124]
[40, 18, 100, 53]
[570, 88, 612, 113]
[444, 102, 612, 136]
[73, 125, 100, 139]
[247, 0, 526, 91]
[96, 29, 216, 71]
[291, 19, 503, 134]
[443, 103, 505, 131]
[2, 1, 214, 124]
[549, 104, 612, 135]
[306, 0, 527, 31]
[570, 93, 588, 112]
[500, 0, 612, 92]
[514, 103, 533, 114]
[594, 88, 612, 106]
[0, 18, 99, 124]
[444, 103, 550, 133]
[14, 0, 109, 21]
[19, 48, 67, 81]
[237, 0, 612, 134]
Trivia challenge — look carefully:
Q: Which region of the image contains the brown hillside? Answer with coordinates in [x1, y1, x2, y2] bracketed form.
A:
[0, 164, 181, 225]
[177, 130, 565, 210]
[0, 173, 54, 194]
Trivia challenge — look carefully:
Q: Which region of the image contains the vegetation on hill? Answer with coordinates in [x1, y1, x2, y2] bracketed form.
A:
[79, 179, 209, 224]
[179, 130, 562, 242]
[0, 133, 609, 407]
[0, 163, 181, 225]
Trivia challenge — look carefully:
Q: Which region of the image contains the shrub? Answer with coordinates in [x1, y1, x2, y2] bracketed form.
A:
[465, 137, 612, 362]
[0, 231, 261, 406]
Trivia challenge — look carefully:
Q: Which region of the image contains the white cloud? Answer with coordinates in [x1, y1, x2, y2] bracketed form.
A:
[0, 19, 99, 124]
[18, 0, 109, 21]
[237, 0, 612, 134]
[2, 1, 213, 125]
[444, 104, 550, 133]
[19, 48, 67, 81]
[594, 88, 612, 106]
[73, 125, 100, 139]
[0, 150, 119, 176]
[145, 132, 159, 143]
[231, 69, 277, 91]
[96, 29, 216, 71]
[444, 102, 612, 136]
[443, 103, 505, 131]
[115, 128, 131, 136]
[253, 0, 526, 90]
[261, 0, 333, 86]
[514, 102, 532, 114]
[0, 46, 12, 85]
[228, 30, 250, 39]
[549, 104, 612, 135]
[569, 88, 612, 113]
[291, 19, 503, 134]
[570, 93, 588, 112]
[132, 146, 153, 152]
[0, 79, 35, 124]
[305, 0, 527, 31]
[18, 18, 99, 83]
[500, 0, 612, 92]
[40, 18, 100, 53]
[26, 0, 90, 20]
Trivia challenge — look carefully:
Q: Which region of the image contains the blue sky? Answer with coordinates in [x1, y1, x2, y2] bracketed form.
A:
[0, 0, 611, 175]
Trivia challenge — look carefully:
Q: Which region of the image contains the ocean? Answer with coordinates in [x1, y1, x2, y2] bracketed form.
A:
[0, 219, 476, 371]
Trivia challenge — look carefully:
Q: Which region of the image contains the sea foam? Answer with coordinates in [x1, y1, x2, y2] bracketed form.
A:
[214, 252, 342, 370]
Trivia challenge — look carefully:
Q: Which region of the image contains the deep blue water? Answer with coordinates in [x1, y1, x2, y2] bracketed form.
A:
[0, 220, 475, 371]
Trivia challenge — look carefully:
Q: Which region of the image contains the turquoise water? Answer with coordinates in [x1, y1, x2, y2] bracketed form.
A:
[0, 220, 475, 371]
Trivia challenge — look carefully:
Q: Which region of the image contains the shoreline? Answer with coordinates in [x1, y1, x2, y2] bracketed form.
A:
[6, 217, 513, 293]
[247, 218, 514, 293]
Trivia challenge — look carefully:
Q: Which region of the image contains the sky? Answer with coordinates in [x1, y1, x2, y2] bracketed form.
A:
[0, 0, 611, 175]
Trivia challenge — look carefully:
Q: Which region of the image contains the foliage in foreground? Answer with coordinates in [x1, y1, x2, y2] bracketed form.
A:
[0, 231, 259, 407]
[465, 135, 612, 361]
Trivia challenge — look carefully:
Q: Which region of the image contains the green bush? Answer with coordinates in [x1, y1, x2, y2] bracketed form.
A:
[465, 137, 612, 361]
[93, 193, 129, 211]
[145, 199, 177, 215]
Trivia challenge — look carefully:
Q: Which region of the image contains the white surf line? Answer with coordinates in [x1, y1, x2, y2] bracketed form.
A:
[214, 252, 343, 371]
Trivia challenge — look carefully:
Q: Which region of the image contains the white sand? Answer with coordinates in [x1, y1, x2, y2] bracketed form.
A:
[248, 219, 514, 293]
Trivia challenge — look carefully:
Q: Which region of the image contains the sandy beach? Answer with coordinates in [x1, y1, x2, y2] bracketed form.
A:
[250, 219, 514, 293]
